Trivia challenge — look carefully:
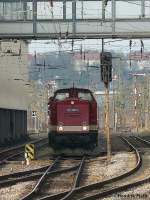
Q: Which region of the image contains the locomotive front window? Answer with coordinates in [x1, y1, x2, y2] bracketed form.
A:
[78, 92, 93, 101]
[55, 92, 69, 100]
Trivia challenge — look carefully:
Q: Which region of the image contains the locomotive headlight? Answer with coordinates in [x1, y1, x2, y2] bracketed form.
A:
[58, 125, 64, 132]
[82, 125, 88, 131]
[71, 101, 74, 105]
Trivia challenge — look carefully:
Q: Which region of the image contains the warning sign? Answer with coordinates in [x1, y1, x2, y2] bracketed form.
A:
[25, 144, 35, 160]
[32, 111, 37, 117]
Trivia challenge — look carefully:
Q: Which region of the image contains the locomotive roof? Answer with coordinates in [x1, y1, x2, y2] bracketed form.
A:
[54, 88, 92, 94]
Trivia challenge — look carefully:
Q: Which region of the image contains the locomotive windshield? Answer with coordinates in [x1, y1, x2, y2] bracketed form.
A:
[78, 92, 93, 101]
[55, 92, 69, 100]
[54, 89, 93, 101]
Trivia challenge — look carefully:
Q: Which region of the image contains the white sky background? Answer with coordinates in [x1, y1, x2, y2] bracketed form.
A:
[29, 1, 150, 54]
[29, 39, 150, 55]
[35, 1, 150, 19]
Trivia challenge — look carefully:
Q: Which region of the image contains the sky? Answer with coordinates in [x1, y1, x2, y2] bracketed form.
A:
[36, 1, 150, 19]
[29, 39, 150, 55]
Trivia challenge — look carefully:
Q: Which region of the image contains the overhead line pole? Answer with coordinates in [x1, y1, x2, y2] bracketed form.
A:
[134, 75, 139, 133]
[101, 1, 111, 162]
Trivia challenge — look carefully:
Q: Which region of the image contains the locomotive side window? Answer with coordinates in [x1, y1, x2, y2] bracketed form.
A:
[78, 92, 93, 101]
[55, 92, 69, 100]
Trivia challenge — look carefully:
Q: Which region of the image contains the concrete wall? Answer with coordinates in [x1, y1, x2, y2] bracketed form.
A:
[0, 40, 29, 110]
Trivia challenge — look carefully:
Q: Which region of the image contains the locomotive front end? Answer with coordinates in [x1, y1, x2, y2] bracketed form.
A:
[48, 88, 98, 149]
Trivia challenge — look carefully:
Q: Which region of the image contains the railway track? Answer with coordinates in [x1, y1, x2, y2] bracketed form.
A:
[131, 136, 150, 148]
[0, 138, 47, 165]
[0, 157, 81, 188]
[34, 136, 142, 200]
[128, 136, 148, 149]
[19, 156, 85, 200]
[0, 162, 80, 188]
[1, 135, 150, 199]
[76, 136, 150, 200]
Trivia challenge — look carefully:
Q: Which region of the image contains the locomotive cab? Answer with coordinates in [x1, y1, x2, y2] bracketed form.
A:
[48, 88, 98, 149]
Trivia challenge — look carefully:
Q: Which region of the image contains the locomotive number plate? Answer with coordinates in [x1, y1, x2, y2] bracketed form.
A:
[66, 108, 79, 112]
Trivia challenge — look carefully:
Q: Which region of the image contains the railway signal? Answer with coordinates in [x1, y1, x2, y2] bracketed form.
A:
[100, 52, 112, 87]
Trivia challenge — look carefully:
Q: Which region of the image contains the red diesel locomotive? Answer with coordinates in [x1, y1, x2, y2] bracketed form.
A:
[48, 87, 98, 149]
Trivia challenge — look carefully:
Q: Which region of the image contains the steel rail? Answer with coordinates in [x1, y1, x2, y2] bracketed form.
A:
[0, 164, 79, 188]
[20, 156, 61, 200]
[79, 177, 150, 200]
[0, 157, 89, 181]
[132, 136, 150, 146]
[0, 164, 50, 181]
[0, 155, 100, 184]
[77, 136, 143, 199]
[0, 139, 48, 165]
[0, 152, 24, 165]
[39, 136, 142, 200]
[0, 138, 46, 158]
[60, 156, 86, 200]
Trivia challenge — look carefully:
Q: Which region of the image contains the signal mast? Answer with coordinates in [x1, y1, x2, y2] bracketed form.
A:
[100, 39, 112, 161]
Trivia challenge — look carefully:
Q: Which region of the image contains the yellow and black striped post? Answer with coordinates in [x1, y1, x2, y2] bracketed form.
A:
[25, 144, 35, 160]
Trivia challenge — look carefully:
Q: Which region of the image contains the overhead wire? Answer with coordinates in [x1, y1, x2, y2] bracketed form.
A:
[126, 1, 150, 8]
[1, 1, 148, 80]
